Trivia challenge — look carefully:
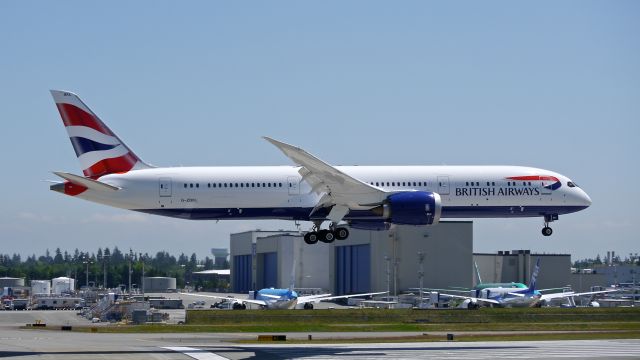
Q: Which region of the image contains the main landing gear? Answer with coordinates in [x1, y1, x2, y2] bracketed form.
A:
[542, 214, 558, 237]
[303, 222, 349, 245]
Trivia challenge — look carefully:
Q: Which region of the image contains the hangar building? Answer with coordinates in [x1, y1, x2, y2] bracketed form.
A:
[230, 222, 473, 295]
[473, 250, 571, 290]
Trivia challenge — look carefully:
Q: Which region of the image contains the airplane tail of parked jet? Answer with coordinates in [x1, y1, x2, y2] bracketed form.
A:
[528, 258, 541, 293]
[50, 90, 152, 179]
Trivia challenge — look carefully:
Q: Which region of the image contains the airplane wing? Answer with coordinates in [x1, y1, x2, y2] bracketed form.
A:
[540, 289, 617, 302]
[440, 293, 502, 305]
[178, 293, 268, 307]
[263, 137, 388, 222]
[297, 291, 387, 305]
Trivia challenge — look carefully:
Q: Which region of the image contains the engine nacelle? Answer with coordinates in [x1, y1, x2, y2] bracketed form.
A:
[348, 220, 391, 231]
[386, 191, 442, 226]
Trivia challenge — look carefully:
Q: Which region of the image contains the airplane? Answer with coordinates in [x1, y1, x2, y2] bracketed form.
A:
[442, 259, 616, 308]
[49, 90, 592, 244]
[184, 288, 386, 310]
[414, 261, 530, 295]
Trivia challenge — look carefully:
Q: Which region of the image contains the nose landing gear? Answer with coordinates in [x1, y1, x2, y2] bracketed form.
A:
[542, 214, 558, 237]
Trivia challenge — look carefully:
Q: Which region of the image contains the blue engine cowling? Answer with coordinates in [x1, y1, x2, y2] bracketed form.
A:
[386, 191, 442, 225]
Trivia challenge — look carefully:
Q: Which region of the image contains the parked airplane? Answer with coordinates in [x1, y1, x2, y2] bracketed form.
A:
[417, 262, 530, 294]
[184, 288, 386, 310]
[49, 90, 592, 244]
[443, 259, 615, 308]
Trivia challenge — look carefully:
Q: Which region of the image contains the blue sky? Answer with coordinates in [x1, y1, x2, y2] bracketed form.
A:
[0, 1, 638, 260]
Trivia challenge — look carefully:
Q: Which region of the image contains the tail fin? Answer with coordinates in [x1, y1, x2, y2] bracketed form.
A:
[474, 261, 483, 284]
[529, 258, 541, 292]
[50, 90, 152, 178]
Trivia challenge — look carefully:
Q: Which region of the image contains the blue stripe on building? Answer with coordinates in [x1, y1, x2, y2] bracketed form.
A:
[262, 252, 278, 289]
[233, 254, 252, 293]
[335, 244, 371, 295]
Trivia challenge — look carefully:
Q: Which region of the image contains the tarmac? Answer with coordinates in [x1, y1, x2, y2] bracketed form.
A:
[2, 309, 640, 359]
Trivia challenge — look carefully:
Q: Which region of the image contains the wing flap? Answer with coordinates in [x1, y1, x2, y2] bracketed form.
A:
[263, 137, 387, 218]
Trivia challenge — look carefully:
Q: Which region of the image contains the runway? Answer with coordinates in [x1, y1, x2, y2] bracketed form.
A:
[1, 311, 639, 359]
[1, 327, 639, 359]
[162, 340, 640, 359]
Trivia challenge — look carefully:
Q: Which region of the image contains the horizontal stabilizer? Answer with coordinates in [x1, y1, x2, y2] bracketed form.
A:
[53, 171, 120, 191]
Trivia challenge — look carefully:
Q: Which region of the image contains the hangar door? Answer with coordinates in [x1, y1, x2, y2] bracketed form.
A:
[261, 252, 278, 289]
[232, 255, 252, 293]
[335, 245, 371, 295]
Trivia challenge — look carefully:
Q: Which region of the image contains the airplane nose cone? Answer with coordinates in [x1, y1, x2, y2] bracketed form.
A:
[580, 190, 592, 207]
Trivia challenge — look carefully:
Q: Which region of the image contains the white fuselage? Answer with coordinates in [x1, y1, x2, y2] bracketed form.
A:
[70, 165, 591, 222]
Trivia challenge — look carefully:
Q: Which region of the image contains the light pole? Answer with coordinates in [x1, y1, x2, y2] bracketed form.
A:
[418, 251, 425, 308]
[128, 249, 133, 295]
[82, 257, 92, 288]
[141, 255, 145, 297]
[102, 254, 110, 289]
[384, 256, 391, 297]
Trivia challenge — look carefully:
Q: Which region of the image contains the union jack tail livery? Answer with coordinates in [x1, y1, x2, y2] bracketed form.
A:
[50, 90, 151, 179]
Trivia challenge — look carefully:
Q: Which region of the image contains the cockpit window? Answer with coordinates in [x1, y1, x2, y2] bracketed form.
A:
[567, 181, 578, 188]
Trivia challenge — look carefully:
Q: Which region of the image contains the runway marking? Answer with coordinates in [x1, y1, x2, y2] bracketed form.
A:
[163, 346, 229, 360]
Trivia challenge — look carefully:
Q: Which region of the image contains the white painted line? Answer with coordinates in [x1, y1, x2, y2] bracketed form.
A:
[163, 346, 230, 360]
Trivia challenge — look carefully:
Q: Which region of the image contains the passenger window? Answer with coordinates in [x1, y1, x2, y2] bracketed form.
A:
[184, 184, 187, 188]
[279, 183, 283, 187]
[196, 183, 199, 188]
[240, 183, 244, 188]
[257, 183, 260, 187]
[190, 184, 193, 188]
[413, 182, 416, 186]
[263, 183, 266, 187]
[235, 183, 238, 188]
[208, 183, 211, 188]
[492, 182, 495, 186]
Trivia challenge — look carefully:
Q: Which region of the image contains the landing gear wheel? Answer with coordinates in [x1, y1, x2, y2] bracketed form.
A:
[335, 227, 349, 240]
[318, 230, 335, 243]
[304, 232, 319, 245]
[542, 226, 553, 236]
[303, 303, 314, 310]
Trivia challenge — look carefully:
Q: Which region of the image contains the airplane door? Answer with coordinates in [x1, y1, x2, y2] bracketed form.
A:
[159, 178, 172, 207]
[287, 176, 299, 196]
[437, 176, 450, 195]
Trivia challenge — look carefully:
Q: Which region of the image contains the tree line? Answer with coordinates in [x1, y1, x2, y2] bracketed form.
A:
[0, 247, 229, 290]
[573, 253, 639, 269]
